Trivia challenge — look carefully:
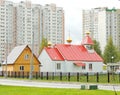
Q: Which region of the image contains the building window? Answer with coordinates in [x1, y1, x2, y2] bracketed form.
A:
[24, 54, 29, 60]
[82, 66, 86, 70]
[56, 63, 61, 70]
[89, 64, 92, 70]
[20, 66, 24, 71]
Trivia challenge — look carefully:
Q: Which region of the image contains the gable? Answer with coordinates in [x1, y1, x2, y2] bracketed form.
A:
[3, 45, 40, 65]
[15, 46, 40, 65]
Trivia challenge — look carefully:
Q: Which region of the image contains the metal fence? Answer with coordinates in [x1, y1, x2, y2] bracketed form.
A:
[0, 71, 120, 83]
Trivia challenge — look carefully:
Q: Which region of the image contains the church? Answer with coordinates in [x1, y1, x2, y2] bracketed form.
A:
[38, 32, 103, 73]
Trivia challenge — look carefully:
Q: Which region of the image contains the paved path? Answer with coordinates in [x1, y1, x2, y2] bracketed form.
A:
[0, 78, 120, 91]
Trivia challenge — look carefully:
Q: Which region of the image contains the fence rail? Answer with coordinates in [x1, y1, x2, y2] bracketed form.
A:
[0, 71, 120, 83]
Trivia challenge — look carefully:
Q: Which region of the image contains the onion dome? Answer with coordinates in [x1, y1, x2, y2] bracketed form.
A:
[48, 41, 52, 47]
[67, 37, 72, 43]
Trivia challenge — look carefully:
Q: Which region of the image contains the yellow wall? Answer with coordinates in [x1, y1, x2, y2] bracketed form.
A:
[2, 65, 13, 71]
[13, 65, 39, 72]
[3, 46, 40, 72]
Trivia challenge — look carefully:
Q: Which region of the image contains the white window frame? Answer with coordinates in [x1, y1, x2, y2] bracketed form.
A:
[24, 54, 29, 60]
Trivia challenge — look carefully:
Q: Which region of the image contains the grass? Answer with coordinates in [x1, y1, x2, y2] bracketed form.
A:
[0, 85, 120, 95]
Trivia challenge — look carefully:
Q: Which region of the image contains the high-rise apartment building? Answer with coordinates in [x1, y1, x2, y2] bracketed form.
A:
[0, 1, 64, 63]
[16, 1, 43, 56]
[82, 7, 120, 52]
[82, 7, 106, 40]
[0, 0, 15, 63]
[42, 4, 64, 45]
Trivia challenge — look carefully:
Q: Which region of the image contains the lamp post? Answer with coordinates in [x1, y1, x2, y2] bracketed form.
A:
[111, 56, 115, 81]
[111, 56, 114, 71]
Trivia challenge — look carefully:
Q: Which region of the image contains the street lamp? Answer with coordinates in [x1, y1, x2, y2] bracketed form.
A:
[111, 56, 114, 63]
[111, 56, 114, 72]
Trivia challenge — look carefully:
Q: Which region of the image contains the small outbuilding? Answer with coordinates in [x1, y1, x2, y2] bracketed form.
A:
[2, 45, 40, 72]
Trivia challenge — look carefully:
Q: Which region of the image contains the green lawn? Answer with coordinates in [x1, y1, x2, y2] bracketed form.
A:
[0, 85, 120, 95]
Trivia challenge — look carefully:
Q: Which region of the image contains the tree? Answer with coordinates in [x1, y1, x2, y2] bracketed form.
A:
[93, 40, 102, 57]
[39, 37, 48, 54]
[103, 36, 119, 63]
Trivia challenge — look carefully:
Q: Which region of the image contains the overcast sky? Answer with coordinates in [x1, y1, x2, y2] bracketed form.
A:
[10, 0, 120, 44]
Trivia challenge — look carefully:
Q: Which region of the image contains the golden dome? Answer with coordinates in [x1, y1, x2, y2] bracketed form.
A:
[48, 41, 52, 46]
[85, 31, 90, 35]
[67, 37, 72, 43]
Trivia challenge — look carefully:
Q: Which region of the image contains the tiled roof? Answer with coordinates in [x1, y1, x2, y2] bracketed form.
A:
[45, 44, 103, 62]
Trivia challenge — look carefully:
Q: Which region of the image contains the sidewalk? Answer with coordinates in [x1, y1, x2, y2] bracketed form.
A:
[0, 78, 120, 91]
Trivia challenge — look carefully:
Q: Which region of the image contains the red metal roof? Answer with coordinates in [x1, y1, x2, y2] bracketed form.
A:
[45, 47, 64, 61]
[81, 35, 94, 45]
[45, 44, 103, 62]
[55, 44, 103, 62]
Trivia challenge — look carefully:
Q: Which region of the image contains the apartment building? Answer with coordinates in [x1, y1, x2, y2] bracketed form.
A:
[0, 1, 65, 63]
[82, 7, 106, 40]
[82, 7, 120, 52]
[16, 1, 43, 56]
[0, 0, 15, 63]
[42, 4, 64, 45]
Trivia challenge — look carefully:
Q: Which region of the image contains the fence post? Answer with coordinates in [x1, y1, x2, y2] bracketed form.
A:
[86, 72, 89, 82]
[96, 72, 99, 83]
[15, 72, 16, 78]
[77, 72, 79, 82]
[119, 73, 120, 83]
[52, 72, 54, 80]
[60, 72, 62, 81]
[108, 72, 110, 83]
[68, 72, 70, 81]
[46, 72, 48, 80]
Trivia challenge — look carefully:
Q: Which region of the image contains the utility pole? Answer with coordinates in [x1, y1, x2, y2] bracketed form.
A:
[5, 31, 8, 78]
[29, 32, 34, 80]
[29, 8, 34, 80]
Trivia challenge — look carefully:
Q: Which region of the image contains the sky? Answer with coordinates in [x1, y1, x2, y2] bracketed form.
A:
[9, 0, 120, 44]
